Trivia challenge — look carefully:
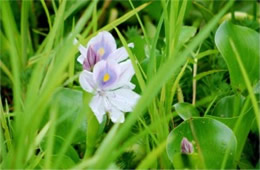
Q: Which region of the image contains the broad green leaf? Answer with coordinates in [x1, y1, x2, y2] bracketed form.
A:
[215, 21, 260, 91]
[209, 94, 258, 164]
[212, 94, 245, 117]
[205, 115, 238, 129]
[173, 102, 200, 120]
[52, 88, 86, 144]
[40, 136, 80, 163]
[166, 118, 237, 169]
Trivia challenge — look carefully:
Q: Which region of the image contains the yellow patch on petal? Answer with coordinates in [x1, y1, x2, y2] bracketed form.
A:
[98, 48, 105, 56]
[103, 73, 110, 82]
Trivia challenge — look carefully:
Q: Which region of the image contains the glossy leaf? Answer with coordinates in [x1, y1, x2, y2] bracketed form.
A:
[209, 94, 258, 164]
[173, 102, 200, 120]
[212, 94, 245, 117]
[166, 117, 237, 169]
[205, 115, 238, 129]
[215, 21, 260, 91]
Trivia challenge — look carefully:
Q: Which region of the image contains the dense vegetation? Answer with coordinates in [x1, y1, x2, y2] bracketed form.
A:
[0, 0, 259, 169]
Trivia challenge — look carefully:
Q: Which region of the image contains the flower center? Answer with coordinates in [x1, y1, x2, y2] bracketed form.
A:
[98, 48, 105, 56]
[103, 73, 110, 82]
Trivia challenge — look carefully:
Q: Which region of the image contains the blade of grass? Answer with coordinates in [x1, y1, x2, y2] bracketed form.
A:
[194, 69, 227, 81]
[128, 0, 150, 47]
[169, 0, 179, 57]
[1, 1, 22, 114]
[114, 27, 146, 91]
[229, 39, 260, 129]
[84, 92, 99, 159]
[44, 104, 58, 169]
[147, 9, 165, 80]
[0, 60, 14, 83]
[51, 0, 57, 14]
[171, 0, 188, 58]
[64, 0, 89, 20]
[137, 140, 167, 169]
[21, 0, 30, 68]
[82, 2, 151, 44]
[0, 100, 12, 151]
[68, 17, 76, 87]
[14, 1, 68, 168]
[40, 0, 52, 30]
[0, 119, 7, 165]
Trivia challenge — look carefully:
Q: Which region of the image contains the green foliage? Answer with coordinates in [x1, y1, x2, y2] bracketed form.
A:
[166, 118, 237, 169]
[1, 0, 259, 169]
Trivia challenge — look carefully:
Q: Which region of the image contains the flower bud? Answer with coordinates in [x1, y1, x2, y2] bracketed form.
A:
[83, 46, 100, 71]
[181, 137, 194, 154]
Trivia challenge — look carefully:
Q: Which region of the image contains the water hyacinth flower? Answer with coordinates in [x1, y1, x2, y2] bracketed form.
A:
[76, 31, 134, 71]
[79, 59, 140, 123]
[181, 137, 194, 154]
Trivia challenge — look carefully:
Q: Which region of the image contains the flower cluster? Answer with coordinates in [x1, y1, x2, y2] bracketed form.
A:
[76, 31, 139, 124]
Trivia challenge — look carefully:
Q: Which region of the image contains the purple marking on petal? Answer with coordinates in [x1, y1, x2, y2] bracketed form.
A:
[83, 58, 91, 71]
[181, 137, 194, 154]
[96, 62, 118, 89]
[93, 37, 113, 60]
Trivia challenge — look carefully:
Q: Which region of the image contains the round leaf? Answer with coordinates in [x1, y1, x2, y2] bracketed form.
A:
[215, 21, 260, 91]
[166, 118, 237, 169]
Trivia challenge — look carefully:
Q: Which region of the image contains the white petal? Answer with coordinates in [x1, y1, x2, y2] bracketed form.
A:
[109, 106, 125, 123]
[76, 44, 88, 64]
[107, 43, 134, 62]
[100, 31, 117, 51]
[79, 70, 95, 93]
[109, 60, 135, 89]
[77, 55, 85, 64]
[87, 31, 117, 52]
[107, 88, 140, 113]
[79, 44, 87, 56]
[119, 60, 135, 82]
[89, 95, 106, 123]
